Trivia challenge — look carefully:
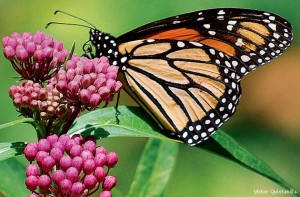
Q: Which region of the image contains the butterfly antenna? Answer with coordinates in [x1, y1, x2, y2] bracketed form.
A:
[45, 22, 92, 29]
[54, 10, 96, 29]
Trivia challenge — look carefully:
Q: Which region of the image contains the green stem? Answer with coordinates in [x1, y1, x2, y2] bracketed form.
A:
[0, 118, 34, 130]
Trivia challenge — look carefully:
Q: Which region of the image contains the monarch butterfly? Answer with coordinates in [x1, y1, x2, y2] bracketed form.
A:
[75, 8, 293, 146]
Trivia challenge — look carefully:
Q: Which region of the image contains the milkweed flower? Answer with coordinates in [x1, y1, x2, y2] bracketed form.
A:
[55, 55, 122, 110]
[24, 134, 118, 196]
[2, 31, 69, 82]
[9, 80, 67, 120]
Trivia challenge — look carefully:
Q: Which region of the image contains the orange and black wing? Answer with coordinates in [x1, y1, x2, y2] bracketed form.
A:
[118, 40, 241, 145]
[89, 8, 292, 145]
[118, 8, 292, 78]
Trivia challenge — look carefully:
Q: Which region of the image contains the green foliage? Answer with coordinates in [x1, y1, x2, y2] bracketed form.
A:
[0, 106, 298, 196]
[0, 158, 27, 196]
[127, 139, 179, 197]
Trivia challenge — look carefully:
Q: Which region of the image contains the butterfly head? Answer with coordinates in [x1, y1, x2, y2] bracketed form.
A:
[89, 29, 119, 65]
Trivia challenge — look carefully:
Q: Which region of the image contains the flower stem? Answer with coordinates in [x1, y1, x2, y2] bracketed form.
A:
[61, 106, 81, 134]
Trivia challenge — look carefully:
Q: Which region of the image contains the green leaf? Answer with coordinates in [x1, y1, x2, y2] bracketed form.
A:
[68, 106, 176, 142]
[200, 132, 298, 195]
[68, 106, 297, 194]
[0, 142, 26, 161]
[0, 158, 28, 196]
[127, 138, 179, 197]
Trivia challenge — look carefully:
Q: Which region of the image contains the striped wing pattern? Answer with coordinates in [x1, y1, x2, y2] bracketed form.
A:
[89, 8, 293, 146]
[118, 39, 241, 145]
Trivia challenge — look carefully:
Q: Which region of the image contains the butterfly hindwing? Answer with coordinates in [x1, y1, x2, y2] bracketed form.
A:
[118, 39, 241, 145]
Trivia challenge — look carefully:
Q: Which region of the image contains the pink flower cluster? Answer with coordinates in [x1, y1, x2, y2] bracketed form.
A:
[9, 80, 66, 119]
[2, 31, 123, 135]
[55, 55, 122, 109]
[24, 134, 118, 197]
[2, 31, 69, 82]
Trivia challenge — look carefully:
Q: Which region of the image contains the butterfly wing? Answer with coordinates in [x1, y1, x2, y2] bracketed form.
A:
[89, 8, 292, 145]
[118, 8, 292, 78]
[118, 39, 241, 145]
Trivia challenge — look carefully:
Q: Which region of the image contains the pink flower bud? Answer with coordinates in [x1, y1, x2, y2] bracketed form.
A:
[60, 155, 72, 171]
[52, 141, 65, 152]
[7, 37, 18, 48]
[52, 169, 65, 185]
[24, 144, 38, 161]
[33, 49, 44, 62]
[47, 134, 58, 145]
[54, 51, 67, 64]
[66, 68, 76, 81]
[72, 156, 83, 171]
[66, 167, 79, 182]
[70, 144, 83, 157]
[68, 80, 80, 94]
[99, 191, 112, 197]
[32, 31, 45, 45]
[42, 47, 53, 61]
[106, 152, 118, 168]
[38, 174, 51, 191]
[56, 80, 68, 93]
[66, 59, 77, 69]
[115, 81, 123, 92]
[25, 41, 36, 56]
[3, 46, 15, 60]
[41, 38, 53, 48]
[100, 56, 109, 63]
[83, 174, 97, 190]
[81, 150, 94, 162]
[83, 159, 96, 174]
[98, 86, 110, 98]
[71, 182, 85, 196]
[106, 79, 116, 91]
[28, 193, 38, 197]
[94, 153, 107, 167]
[90, 93, 101, 108]
[96, 146, 106, 155]
[94, 166, 106, 182]
[81, 74, 92, 88]
[53, 40, 63, 51]
[2, 36, 9, 47]
[26, 164, 39, 177]
[25, 175, 38, 191]
[50, 147, 64, 163]
[79, 89, 90, 104]
[95, 62, 109, 73]
[22, 32, 31, 40]
[37, 138, 51, 152]
[58, 134, 70, 146]
[94, 77, 106, 88]
[16, 46, 29, 62]
[102, 176, 117, 191]
[41, 155, 56, 172]
[71, 134, 84, 145]
[59, 179, 72, 194]
[11, 32, 21, 39]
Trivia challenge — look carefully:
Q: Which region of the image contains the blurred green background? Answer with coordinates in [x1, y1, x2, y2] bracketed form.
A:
[0, 0, 300, 196]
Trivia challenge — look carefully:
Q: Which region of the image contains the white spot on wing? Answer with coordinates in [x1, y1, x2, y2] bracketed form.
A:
[268, 23, 277, 31]
[203, 24, 210, 29]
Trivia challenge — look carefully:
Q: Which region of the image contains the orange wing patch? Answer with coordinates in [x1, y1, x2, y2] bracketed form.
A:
[200, 39, 236, 56]
[144, 27, 204, 42]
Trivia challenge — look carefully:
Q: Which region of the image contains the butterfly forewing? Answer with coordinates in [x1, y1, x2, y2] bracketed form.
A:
[118, 8, 292, 78]
[118, 40, 241, 145]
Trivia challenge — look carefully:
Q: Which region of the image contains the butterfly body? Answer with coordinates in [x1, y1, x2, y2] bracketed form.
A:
[88, 8, 292, 146]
